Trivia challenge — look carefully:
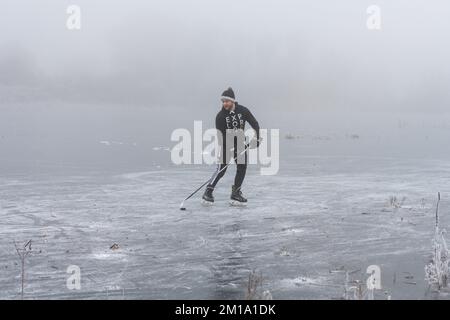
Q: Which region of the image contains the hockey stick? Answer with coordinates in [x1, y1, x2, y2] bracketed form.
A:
[179, 144, 252, 210]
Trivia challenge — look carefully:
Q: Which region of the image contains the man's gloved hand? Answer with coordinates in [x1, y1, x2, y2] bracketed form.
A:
[248, 137, 262, 149]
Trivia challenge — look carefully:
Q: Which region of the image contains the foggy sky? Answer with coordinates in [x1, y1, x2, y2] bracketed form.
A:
[1, 0, 450, 112]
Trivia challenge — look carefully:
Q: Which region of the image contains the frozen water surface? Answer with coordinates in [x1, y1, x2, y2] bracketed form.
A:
[1, 145, 450, 300]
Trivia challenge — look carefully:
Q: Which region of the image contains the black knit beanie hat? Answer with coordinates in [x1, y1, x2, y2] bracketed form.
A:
[221, 87, 235, 103]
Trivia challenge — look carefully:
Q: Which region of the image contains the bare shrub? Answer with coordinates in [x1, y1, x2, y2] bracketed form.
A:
[425, 193, 449, 290]
[14, 240, 33, 299]
[245, 270, 272, 300]
[388, 196, 406, 209]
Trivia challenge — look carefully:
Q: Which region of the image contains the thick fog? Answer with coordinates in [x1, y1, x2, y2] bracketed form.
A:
[1, 0, 450, 173]
[2, 0, 450, 109]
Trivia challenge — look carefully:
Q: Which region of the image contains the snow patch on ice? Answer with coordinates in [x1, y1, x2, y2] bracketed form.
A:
[278, 276, 327, 288]
[100, 141, 135, 146]
[281, 227, 304, 234]
[152, 146, 171, 151]
[91, 252, 128, 260]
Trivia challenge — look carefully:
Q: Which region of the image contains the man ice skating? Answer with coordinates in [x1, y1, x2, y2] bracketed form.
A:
[202, 87, 260, 206]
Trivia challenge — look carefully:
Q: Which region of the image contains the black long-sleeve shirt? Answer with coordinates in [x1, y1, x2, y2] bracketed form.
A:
[215, 104, 260, 157]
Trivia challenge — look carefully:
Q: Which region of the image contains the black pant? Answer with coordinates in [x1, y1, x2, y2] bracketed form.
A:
[208, 146, 247, 190]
